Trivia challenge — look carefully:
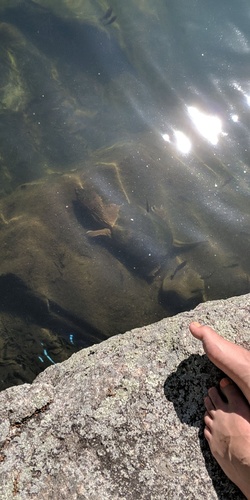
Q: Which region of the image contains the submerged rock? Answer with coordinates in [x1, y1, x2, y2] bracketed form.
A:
[75, 163, 174, 278]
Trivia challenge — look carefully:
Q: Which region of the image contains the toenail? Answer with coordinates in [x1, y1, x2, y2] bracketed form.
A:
[191, 321, 201, 327]
[220, 377, 233, 388]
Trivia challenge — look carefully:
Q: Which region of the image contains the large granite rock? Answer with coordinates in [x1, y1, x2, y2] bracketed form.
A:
[0, 293, 249, 499]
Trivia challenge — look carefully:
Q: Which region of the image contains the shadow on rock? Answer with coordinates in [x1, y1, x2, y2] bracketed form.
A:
[164, 354, 245, 499]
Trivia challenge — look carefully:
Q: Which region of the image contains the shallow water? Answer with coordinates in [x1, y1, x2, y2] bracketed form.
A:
[0, 0, 249, 389]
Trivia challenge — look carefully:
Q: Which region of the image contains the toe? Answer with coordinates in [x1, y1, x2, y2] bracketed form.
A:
[189, 322, 204, 340]
[189, 322, 218, 342]
[204, 410, 213, 430]
[219, 377, 248, 406]
[207, 386, 225, 410]
[219, 377, 234, 396]
[204, 395, 215, 414]
[204, 425, 212, 442]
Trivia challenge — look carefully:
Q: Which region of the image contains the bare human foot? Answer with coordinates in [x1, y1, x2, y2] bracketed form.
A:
[189, 322, 250, 498]
[189, 322, 250, 404]
[204, 377, 250, 499]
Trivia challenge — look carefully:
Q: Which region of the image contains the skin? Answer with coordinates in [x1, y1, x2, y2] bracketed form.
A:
[189, 322, 250, 499]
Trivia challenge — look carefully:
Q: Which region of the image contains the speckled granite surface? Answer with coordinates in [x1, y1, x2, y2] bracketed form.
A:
[0, 294, 249, 499]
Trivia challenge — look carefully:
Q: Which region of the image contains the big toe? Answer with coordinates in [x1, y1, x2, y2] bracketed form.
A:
[189, 322, 218, 342]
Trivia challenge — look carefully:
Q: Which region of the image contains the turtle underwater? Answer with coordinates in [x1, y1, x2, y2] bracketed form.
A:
[75, 164, 200, 279]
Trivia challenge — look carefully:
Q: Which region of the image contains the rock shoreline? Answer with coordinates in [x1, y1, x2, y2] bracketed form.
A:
[0, 293, 249, 499]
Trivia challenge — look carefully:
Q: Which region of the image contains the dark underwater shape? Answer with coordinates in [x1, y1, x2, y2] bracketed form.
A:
[103, 15, 117, 27]
[1, 0, 133, 81]
[100, 7, 113, 22]
[76, 183, 174, 279]
[0, 273, 107, 347]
